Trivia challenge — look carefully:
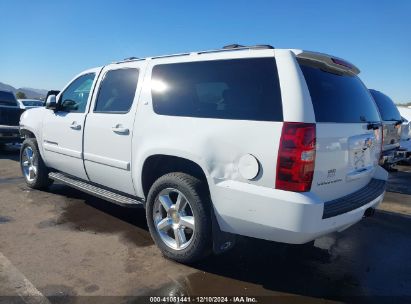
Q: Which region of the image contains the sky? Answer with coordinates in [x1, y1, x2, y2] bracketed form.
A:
[0, 0, 410, 103]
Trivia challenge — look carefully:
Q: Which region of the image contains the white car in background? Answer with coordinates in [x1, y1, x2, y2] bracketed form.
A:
[398, 106, 411, 158]
[17, 99, 44, 110]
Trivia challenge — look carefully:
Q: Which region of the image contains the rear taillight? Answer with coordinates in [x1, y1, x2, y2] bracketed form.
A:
[276, 122, 316, 192]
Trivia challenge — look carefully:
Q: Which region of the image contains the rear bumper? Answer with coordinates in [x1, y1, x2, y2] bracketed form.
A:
[213, 178, 386, 244]
[323, 178, 385, 218]
[0, 125, 21, 143]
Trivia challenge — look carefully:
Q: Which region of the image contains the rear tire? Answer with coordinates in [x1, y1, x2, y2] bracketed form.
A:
[146, 172, 211, 264]
[20, 138, 53, 189]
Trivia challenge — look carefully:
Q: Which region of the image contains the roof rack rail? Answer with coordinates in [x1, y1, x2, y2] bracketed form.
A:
[151, 52, 190, 60]
[252, 44, 275, 49]
[198, 44, 275, 55]
[223, 44, 246, 49]
[123, 56, 139, 61]
[113, 44, 275, 64]
[113, 56, 145, 64]
[222, 44, 274, 50]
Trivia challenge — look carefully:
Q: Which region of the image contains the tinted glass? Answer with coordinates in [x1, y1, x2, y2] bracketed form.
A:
[22, 100, 43, 107]
[60, 73, 95, 113]
[94, 68, 139, 113]
[300, 63, 381, 123]
[151, 58, 283, 121]
[0, 91, 18, 106]
[369, 90, 402, 121]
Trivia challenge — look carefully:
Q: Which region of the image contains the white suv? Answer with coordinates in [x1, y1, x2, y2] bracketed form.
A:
[19, 45, 388, 263]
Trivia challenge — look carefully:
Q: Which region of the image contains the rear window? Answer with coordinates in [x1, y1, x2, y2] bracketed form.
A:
[299, 62, 381, 123]
[0, 91, 18, 107]
[369, 90, 402, 121]
[151, 58, 283, 121]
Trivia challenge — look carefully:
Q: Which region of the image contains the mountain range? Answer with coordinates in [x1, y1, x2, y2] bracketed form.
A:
[0, 82, 48, 99]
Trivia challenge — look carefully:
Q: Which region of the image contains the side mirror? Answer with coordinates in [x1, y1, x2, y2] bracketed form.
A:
[45, 95, 57, 110]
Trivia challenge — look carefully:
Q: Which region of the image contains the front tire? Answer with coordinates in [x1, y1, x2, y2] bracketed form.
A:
[20, 138, 53, 189]
[146, 173, 211, 264]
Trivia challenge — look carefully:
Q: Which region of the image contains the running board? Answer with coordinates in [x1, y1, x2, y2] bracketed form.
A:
[49, 172, 144, 207]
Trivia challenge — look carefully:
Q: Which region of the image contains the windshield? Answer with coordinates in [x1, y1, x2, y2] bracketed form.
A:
[0, 91, 18, 107]
[369, 90, 402, 121]
[299, 62, 381, 123]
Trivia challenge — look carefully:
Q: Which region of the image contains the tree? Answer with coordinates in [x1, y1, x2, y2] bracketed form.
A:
[16, 91, 27, 99]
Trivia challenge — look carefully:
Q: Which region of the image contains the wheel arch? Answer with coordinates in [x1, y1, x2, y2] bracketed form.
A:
[140, 154, 211, 199]
[20, 127, 47, 160]
[20, 128, 36, 139]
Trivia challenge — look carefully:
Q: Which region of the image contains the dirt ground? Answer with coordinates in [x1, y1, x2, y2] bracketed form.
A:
[1, 144, 410, 303]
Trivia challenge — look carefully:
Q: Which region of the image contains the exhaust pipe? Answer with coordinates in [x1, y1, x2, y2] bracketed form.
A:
[364, 208, 376, 218]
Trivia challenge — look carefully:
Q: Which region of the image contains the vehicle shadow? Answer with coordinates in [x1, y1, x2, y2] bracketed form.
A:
[0, 144, 20, 161]
[46, 184, 153, 247]
[189, 210, 411, 302]
[387, 166, 411, 195]
[47, 183, 411, 302]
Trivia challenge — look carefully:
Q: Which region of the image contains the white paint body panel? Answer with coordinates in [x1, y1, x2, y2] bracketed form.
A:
[83, 62, 147, 195]
[40, 68, 101, 180]
[19, 48, 387, 244]
[311, 123, 381, 201]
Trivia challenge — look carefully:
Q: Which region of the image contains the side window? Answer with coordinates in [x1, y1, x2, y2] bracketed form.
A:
[150, 58, 283, 121]
[195, 82, 228, 110]
[94, 68, 139, 113]
[60, 73, 95, 113]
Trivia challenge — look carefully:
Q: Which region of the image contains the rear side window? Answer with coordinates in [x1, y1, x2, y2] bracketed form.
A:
[151, 58, 283, 121]
[0, 91, 18, 107]
[369, 90, 402, 121]
[299, 63, 381, 123]
[94, 68, 139, 113]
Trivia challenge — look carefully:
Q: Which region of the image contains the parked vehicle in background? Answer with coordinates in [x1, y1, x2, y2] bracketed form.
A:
[17, 99, 44, 110]
[400, 117, 411, 141]
[19, 45, 387, 263]
[397, 106, 411, 161]
[0, 90, 23, 146]
[369, 89, 405, 168]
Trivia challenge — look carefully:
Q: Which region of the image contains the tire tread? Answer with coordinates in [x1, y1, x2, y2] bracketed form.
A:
[20, 138, 53, 189]
[146, 172, 211, 264]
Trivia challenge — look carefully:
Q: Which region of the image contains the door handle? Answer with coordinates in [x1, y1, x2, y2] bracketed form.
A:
[112, 124, 129, 135]
[70, 121, 81, 130]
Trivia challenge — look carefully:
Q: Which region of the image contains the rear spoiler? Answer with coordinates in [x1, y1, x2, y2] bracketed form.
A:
[293, 50, 360, 75]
